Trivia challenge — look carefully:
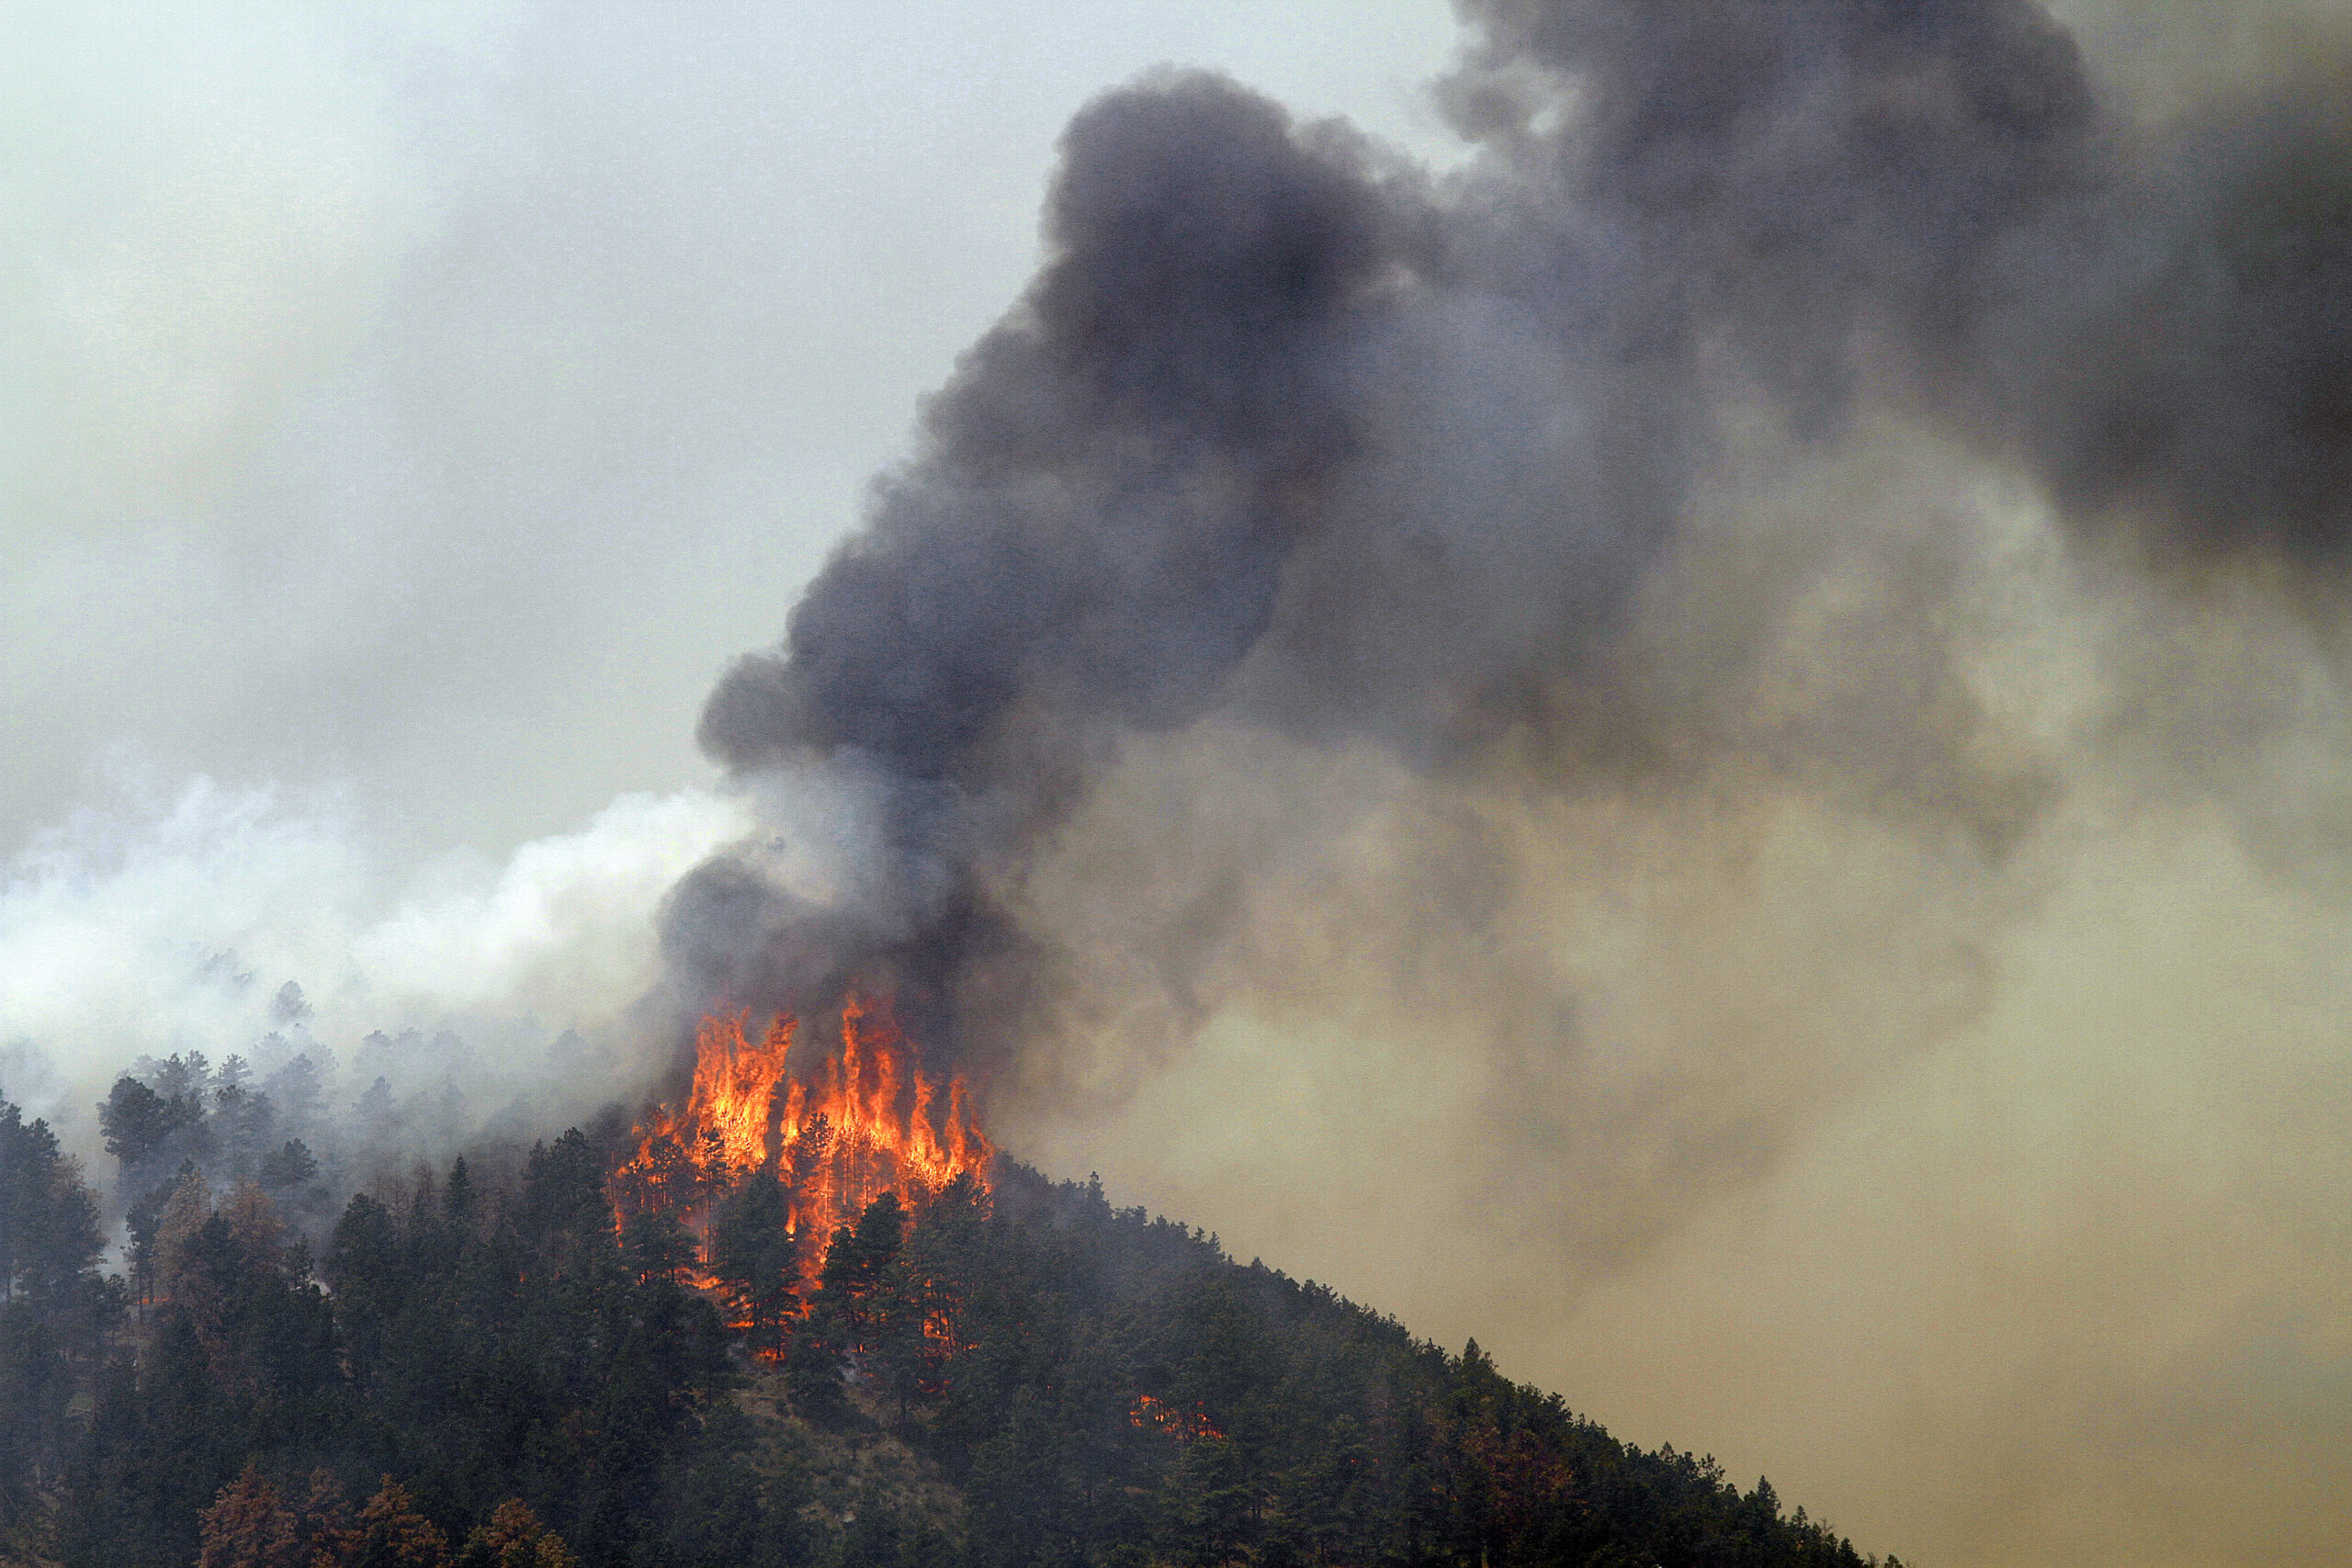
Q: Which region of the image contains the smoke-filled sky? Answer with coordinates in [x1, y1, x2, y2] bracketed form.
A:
[6, 5, 2352, 1565]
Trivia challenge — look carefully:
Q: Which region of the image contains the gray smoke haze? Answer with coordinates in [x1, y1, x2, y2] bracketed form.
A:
[670, 0, 2352, 1077]
[0, 0, 1460, 863]
[1447, 0, 2352, 566]
[663, 4, 2352, 1562]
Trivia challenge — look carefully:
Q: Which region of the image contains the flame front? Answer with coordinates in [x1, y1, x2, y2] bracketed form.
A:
[614, 994, 993, 1281]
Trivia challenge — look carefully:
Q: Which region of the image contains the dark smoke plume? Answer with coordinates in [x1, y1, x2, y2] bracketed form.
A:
[663, 0, 2352, 1104]
[1450, 0, 2352, 564]
[668, 74, 1414, 1062]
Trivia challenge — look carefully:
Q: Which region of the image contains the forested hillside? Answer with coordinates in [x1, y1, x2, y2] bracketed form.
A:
[0, 1081, 1905, 1568]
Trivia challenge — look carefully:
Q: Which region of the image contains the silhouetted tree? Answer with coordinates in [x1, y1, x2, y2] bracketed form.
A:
[707, 1179, 797, 1357]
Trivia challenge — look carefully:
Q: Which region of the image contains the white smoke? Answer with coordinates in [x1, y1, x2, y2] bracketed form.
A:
[0, 773, 752, 1155]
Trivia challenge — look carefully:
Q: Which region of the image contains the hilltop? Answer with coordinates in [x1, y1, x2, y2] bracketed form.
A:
[2, 1089, 1900, 1568]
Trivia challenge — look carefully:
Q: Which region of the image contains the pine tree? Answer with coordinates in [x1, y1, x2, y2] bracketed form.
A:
[354, 1479, 449, 1568]
[198, 1462, 300, 1568]
[258, 1140, 319, 1193]
[153, 1168, 215, 1303]
[815, 1190, 906, 1357]
[624, 1208, 697, 1287]
[98, 1077, 192, 1172]
[707, 1179, 797, 1357]
[296, 1469, 360, 1568]
[1156, 1436, 1259, 1568]
[523, 1130, 609, 1251]
[455, 1500, 575, 1568]
[263, 1055, 326, 1139]
[220, 1183, 287, 1273]
[0, 1101, 104, 1305]
[443, 1157, 478, 1232]
[0, 1304, 67, 1527]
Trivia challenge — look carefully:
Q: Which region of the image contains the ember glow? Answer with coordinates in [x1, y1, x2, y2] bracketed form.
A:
[613, 995, 993, 1276]
[1130, 1393, 1225, 1444]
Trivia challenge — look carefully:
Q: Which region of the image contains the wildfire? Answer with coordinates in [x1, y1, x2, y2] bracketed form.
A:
[1130, 1393, 1225, 1443]
[613, 994, 993, 1278]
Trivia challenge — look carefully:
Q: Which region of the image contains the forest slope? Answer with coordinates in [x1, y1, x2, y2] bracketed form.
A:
[1, 1089, 1905, 1568]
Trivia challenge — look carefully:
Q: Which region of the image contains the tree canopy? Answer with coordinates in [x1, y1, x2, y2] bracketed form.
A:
[1, 1085, 1905, 1568]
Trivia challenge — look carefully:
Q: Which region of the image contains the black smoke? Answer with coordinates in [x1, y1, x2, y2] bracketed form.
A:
[662, 2, 2352, 1081]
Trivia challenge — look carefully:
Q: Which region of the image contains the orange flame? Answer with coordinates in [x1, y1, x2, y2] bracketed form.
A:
[1130, 1393, 1226, 1443]
[614, 993, 993, 1281]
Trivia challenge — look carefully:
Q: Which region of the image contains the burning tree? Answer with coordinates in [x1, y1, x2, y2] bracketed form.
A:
[611, 994, 994, 1312]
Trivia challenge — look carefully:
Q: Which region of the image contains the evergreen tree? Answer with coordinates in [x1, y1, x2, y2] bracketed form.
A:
[965, 1386, 1077, 1568]
[456, 1500, 574, 1568]
[706, 1179, 797, 1357]
[257, 1140, 318, 1193]
[59, 1356, 171, 1568]
[197, 1463, 300, 1568]
[98, 1077, 191, 1172]
[0, 1305, 67, 1527]
[153, 1168, 215, 1304]
[296, 1469, 361, 1568]
[33, 1107, 1905, 1568]
[354, 1479, 449, 1568]
[813, 1191, 906, 1359]
[1156, 1436, 1259, 1568]
[353, 1078, 398, 1156]
[622, 1209, 697, 1289]
[124, 1168, 183, 1312]
[523, 1131, 609, 1255]
[444, 1156, 478, 1231]
[0, 1101, 104, 1306]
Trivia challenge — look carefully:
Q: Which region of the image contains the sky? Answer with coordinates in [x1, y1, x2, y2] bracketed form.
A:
[0, 0, 1463, 861]
[5, 6, 2350, 1567]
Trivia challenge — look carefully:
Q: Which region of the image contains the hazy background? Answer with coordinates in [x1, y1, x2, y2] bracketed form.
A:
[0, 0, 1462, 859]
[5, 6, 2348, 1567]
